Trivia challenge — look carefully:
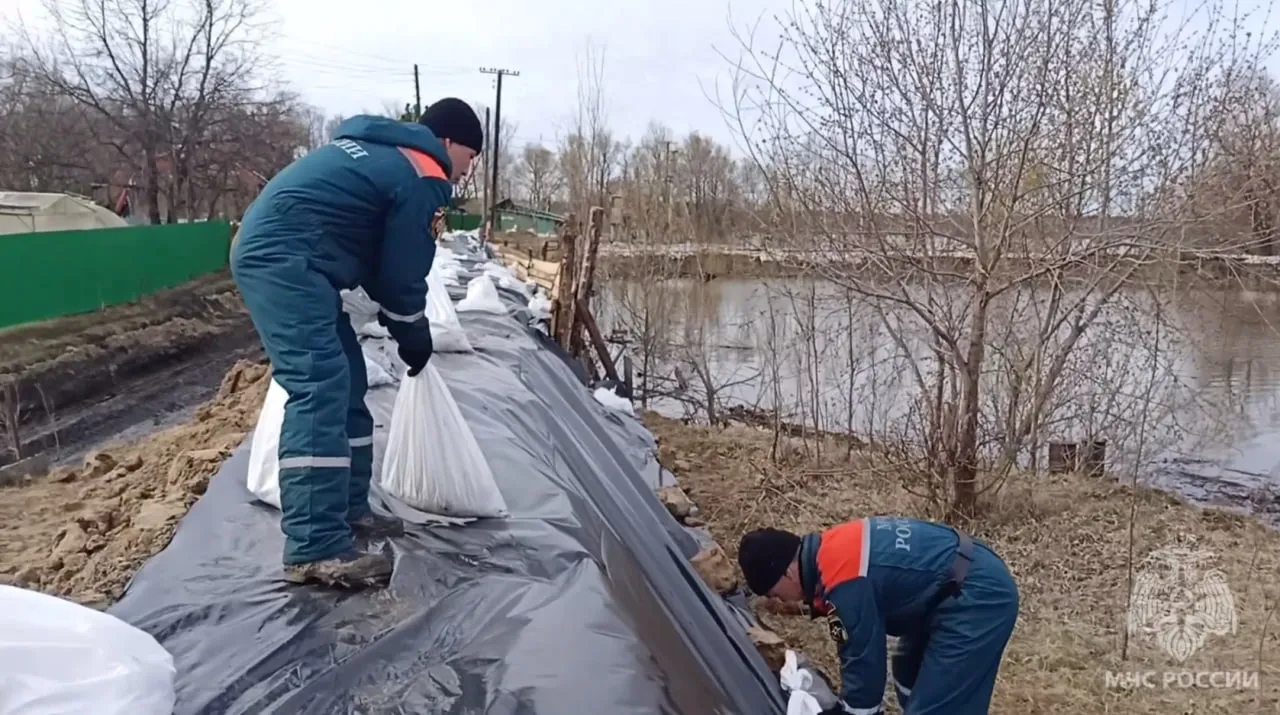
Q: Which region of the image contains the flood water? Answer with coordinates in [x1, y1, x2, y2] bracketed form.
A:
[597, 278, 1280, 522]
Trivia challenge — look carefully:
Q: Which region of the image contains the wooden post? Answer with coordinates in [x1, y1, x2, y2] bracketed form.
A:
[567, 207, 604, 365]
[577, 207, 605, 308]
[622, 355, 634, 398]
[554, 215, 579, 349]
[1047, 442, 1078, 474]
[577, 297, 620, 382]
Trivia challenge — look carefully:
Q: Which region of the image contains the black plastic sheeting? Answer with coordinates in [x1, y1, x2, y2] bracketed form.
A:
[108, 236, 787, 714]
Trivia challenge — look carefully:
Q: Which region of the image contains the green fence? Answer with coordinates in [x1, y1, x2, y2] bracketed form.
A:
[0, 221, 234, 329]
[446, 212, 484, 231]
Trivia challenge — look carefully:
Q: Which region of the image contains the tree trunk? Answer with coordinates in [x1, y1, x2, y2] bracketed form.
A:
[143, 147, 162, 225]
[952, 287, 991, 521]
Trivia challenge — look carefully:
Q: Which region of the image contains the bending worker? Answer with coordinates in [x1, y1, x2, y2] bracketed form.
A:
[738, 517, 1019, 714]
[231, 98, 482, 589]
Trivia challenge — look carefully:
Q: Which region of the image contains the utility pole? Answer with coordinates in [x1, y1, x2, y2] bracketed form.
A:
[413, 64, 421, 120]
[663, 141, 677, 232]
[482, 107, 491, 222]
[480, 66, 519, 239]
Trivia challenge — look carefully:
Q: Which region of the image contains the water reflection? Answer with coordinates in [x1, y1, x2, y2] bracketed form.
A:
[598, 279, 1280, 518]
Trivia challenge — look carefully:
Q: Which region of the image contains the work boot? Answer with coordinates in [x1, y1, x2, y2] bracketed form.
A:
[283, 549, 393, 589]
[349, 511, 404, 539]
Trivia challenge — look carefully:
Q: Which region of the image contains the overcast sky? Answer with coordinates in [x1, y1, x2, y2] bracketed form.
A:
[261, 0, 780, 149]
[4, 0, 779, 149]
[6, 0, 1279, 153]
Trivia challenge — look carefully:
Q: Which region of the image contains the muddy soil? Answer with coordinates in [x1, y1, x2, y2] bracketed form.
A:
[0, 361, 271, 608]
[0, 272, 261, 469]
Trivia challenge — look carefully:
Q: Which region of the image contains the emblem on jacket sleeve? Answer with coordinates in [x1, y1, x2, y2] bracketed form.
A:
[431, 208, 447, 240]
[826, 613, 848, 648]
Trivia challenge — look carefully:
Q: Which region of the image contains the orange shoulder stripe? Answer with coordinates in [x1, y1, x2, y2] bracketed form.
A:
[398, 147, 448, 181]
[816, 518, 870, 591]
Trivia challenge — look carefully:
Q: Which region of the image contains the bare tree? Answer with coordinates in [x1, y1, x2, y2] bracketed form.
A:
[516, 143, 562, 209]
[561, 39, 620, 226]
[18, 0, 272, 223]
[730, 0, 1271, 518]
[1181, 68, 1280, 255]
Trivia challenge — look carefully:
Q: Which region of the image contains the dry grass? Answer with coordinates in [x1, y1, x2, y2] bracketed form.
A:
[648, 414, 1280, 714]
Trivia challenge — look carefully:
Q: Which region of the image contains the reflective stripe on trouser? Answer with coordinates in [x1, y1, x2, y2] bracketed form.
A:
[338, 315, 375, 520]
[891, 634, 926, 712]
[232, 250, 356, 565]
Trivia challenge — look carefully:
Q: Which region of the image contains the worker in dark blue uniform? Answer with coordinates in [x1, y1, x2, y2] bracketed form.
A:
[231, 98, 482, 589]
[738, 517, 1019, 714]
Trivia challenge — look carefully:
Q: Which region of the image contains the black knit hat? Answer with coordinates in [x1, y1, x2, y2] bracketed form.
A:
[419, 97, 484, 153]
[738, 528, 802, 596]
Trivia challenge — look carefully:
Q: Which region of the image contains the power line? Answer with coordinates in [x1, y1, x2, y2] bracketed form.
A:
[480, 66, 519, 237]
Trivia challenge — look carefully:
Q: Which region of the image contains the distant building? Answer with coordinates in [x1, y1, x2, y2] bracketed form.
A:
[493, 199, 565, 235]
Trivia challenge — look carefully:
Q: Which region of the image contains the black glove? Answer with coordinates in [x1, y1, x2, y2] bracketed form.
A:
[398, 345, 431, 377]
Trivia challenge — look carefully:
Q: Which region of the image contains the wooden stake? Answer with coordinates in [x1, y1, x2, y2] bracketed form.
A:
[554, 214, 579, 348]
[577, 207, 605, 310]
[577, 298, 619, 382]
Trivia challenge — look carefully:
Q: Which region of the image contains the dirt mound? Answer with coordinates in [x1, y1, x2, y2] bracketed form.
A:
[0, 360, 270, 607]
[647, 414, 1280, 714]
[0, 272, 255, 466]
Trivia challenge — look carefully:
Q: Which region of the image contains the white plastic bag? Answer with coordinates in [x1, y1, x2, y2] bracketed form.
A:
[482, 263, 531, 296]
[341, 288, 380, 326]
[366, 353, 396, 387]
[779, 650, 839, 715]
[379, 364, 508, 518]
[426, 269, 473, 353]
[0, 585, 176, 715]
[456, 275, 507, 314]
[246, 379, 287, 510]
[593, 387, 635, 414]
[527, 292, 552, 322]
[356, 321, 391, 339]
[433, 246, 457, 268]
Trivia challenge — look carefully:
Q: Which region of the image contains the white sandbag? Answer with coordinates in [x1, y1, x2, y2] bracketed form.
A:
[341, 288, 379, 326]
[779, 650, 839, 715]
[528, 292, 552, 322]
[500, 274, 532, 297]
[456, 275, 507, 314]
[246, 379, 287, 510]
[440, 265, 462, 287]
[433, 246, 456, 267]
[0, 585, 176, 715]
[426, 269, 473, 353]
[356, 321, 390, 339]
[366, 352, 396, 387]
[480, 263, 529, 296]
[481, 261, 511, 279]
[594, 386, 635, 414]
[379, 364, 508, 518]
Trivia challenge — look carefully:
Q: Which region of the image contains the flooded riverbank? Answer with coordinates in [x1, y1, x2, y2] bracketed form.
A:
[598, 278, 1280, 523]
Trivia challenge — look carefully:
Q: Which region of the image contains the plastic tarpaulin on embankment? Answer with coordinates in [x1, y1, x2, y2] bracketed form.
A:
[108, 235, 786, 714]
